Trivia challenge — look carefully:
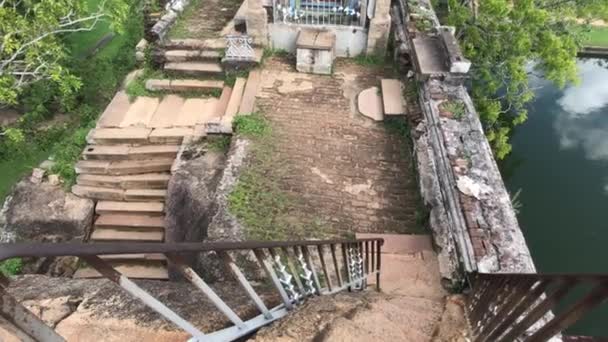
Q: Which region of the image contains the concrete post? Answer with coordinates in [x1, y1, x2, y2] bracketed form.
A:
[366, 0, 391, 56]
[247, 0, 269, 46]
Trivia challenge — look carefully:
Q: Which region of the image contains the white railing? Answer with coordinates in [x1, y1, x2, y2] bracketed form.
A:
[273, 0, 368, 27]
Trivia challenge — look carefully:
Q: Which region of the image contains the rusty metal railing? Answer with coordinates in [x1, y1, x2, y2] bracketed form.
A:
[467, 272, 608, 342]
[0, 238, 383, 342]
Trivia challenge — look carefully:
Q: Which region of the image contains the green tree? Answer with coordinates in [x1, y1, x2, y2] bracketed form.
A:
[0, 0, 129, 105]
[446, 0, 608, 159]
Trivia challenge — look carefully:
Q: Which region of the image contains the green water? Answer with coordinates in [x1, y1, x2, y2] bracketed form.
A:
[502, 58, 608, 337]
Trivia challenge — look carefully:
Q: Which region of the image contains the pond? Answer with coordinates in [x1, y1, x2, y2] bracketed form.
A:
[502, 58, 608, 337]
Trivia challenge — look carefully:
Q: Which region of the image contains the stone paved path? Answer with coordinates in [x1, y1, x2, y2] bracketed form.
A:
[257, 59, 421, 235]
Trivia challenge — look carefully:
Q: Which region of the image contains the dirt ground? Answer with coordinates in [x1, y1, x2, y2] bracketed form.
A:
[255, 57, 423, 236]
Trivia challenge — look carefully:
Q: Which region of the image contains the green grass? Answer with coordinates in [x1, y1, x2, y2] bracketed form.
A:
[583, 26, 608, 47]
[0, 258, 23, 276]
[353, 54, 385, 66]
[228, 112, 331, 240]
[168, 0, 202, 39]
[207, 135, 232, 152]
[233, 113, 271, 136]
[0, 150, 49, 203]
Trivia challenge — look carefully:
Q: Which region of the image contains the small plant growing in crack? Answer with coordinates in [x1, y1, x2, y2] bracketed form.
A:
[439, 100, 466, 120]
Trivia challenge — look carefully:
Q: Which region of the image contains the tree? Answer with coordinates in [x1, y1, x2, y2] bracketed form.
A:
[446, 0, 608, 159]
[0, 0, 129, 105]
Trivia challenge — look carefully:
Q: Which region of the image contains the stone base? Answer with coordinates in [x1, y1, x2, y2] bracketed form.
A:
[296, 48, 334, 75]
[367, 14, 392, 56]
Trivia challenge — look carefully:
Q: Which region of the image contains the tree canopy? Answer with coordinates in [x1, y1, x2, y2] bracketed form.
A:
[446, 0, 608, 158]
[0, 0, 129, 105]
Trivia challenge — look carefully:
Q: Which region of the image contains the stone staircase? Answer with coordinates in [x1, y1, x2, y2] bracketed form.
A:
[71, 40, 262, 279]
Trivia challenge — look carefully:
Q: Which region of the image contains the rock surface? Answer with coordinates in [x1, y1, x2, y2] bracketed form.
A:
[2, 274, 280, 341]
[165, 141, 227, 279]
[0, 180, 94, 243]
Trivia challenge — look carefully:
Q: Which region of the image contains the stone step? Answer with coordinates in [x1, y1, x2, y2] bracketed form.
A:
[164, 62, 223, 76]
[355, 233, 433, 255]
[124, 189, 166, 202]
[162, 38, 224, 51]
[74, 262, 168, 280]
[148, 95, 185, 128]
[76, 159, 174, 175]
[77, 173, 170, 189]
[99, 254, 166, 261]
[163, 49, 222, 62]
[72, 185, 124, 201]
[145, 79, 225, 93]
[88, 128, 152, 145]
[82, 144, 179, 161]
[95, 214, 164, 230]
[381, 79, 406, 115]
[218, 78, 247, 133]
[120, 96, 160, 128]
[238, 70, 261, 115]
[91, 227, 164, 242]
[96, 201, 164, 216]
[149, 127, 194, 144]
[176, 98, 218, 127]
[97, 91, 131, 128]
[206, 86, 233, 134]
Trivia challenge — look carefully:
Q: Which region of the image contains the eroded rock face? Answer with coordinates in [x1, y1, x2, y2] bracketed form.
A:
[2, 274, 279, 342]
[165, 145, 226, 245]
[0, 180, 94, 276]
[0, 180, 94, 243]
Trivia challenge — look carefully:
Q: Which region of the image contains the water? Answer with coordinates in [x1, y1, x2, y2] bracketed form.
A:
[502, 58, 608, 337]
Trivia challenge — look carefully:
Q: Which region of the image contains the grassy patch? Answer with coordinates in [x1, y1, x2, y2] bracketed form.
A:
[0, 258, 23, 276]
[262, 47, 290, 63]
[228, 113, 331, 240]
[233, 113, 271, 136]
[353, 54, 385, 67]
[583, 26, 608, 47]
[440, 100, 466, 119]
[207, 135, 232, 152]
[168, 0, 202, 39]
[224, 70, 251, 87]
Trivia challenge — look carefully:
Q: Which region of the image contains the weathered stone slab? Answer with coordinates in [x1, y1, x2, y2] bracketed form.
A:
[120, 97, 159, 128]
[95, 214, 164, 229]
[72, 185, 124, 201]
[164, 50, 222, 62]
[358, 87, 384, 121]
[145, 79, 171, 91]
[176, 98, 204, 127]
[106, 159, 174, 175]
[91, 228, 164, 242]
[238, 70, 261, 115]
[224, 78, 246, 118]
[83, 145, 130, 160]
[215, 86, 233, 117]
[149, 127, 194, 144]
[89, 128, 152, 144]
[196, 98, 219, 125]
[96, 201, 164, 216]
[170, 79, 224, 92]
[381, 79, 405, 115]
[164, 62, 223, 76]
[97, 91, 130, 128]
[149, 95, 185, 128]
[124, 189, 167, 202]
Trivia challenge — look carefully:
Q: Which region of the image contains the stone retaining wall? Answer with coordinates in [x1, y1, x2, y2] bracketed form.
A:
[398, 0, 536, 281]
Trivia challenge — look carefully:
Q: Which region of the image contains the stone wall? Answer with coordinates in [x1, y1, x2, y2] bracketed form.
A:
[398, 0, 536, 281]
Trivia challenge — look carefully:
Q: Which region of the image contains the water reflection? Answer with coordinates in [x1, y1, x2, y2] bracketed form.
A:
[554, 60, 608, 161]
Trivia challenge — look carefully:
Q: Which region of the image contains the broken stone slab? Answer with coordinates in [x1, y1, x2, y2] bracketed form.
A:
[456, 175, 493, 200]
[357, 87, 384, 121]
[381, 79, 406, 115]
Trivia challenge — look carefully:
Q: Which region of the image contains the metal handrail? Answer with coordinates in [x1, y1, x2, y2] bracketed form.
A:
[467, 272, 608, 342]
[0, 238, 383, 342]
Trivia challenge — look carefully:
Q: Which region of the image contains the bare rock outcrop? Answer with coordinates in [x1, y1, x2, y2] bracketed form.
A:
[0, 180, 94, 276]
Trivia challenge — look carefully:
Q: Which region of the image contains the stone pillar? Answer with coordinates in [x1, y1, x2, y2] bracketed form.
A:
[366, 0, 391, 56]
[247, 0, 269, 46]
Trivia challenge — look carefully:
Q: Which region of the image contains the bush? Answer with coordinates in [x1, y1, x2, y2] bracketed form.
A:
[0, 258, 23, 276]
